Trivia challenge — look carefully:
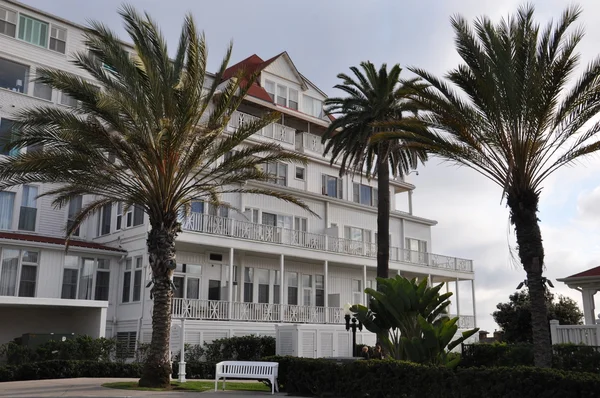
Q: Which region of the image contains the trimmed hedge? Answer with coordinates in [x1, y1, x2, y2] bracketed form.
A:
[264, 356, 600, 398]
[461, 343, 600, 373]
[0, 360, 142, 382]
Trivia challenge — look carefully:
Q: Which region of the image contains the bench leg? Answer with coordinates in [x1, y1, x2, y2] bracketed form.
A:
[223, 377, 226, 391]
[214, 377, 218, 392]
[275, 378, 279, 393]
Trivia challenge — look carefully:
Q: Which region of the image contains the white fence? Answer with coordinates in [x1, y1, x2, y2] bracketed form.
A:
[550, 319, 600, 346]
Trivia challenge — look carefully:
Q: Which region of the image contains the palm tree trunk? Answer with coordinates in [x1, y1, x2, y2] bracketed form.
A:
[376, 145, 390, 285]
[139, 223, 178, 388]
[507, 191, 552, 368]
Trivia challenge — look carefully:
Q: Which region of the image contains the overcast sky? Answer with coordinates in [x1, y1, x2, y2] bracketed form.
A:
[20, 0, 600, 333]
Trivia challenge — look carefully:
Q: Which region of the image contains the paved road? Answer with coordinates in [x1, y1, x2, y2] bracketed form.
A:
[0, 378, 286, 397]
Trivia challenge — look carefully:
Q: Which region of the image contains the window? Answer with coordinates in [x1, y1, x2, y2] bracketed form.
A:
[67, 195, 82, 236]
[265, 80, 275, 102]
[0, 249, 38, 297]
[244, 267, 253, 303]
[262, 212, 292, 230]
[62, 256, 110, 300]
[0, 7, 17, 38]
[60, 92, 78, 108]
[0, 58, 28, 93]
[302, 274, 312, 306]
[289, 88, 299, 110]
[18, 185, 37, 231]
[245, 207, 259, 223]
[406, 237, 428, 263]
[116, 203, 123, 230]
[208, 203, 229, 218]
[49, 25, 66, 54]
[98, 203, 111, 236]
[133, 205, 144, 226]
[353, 183, 378, 206]
[293, 216, 307, 245]
[257, 268, 269, 304]
[322, 174, 343, 199]
[315, 275, 325, 307]
[172, 263, 201, 299]
[33, 81, 52, 101]
[303, 95, 323, 118]
[261, 161, 287, 186]
[352, 279, 362, 305]
[287, 272, 298, 306]
[122, 257, 143, 303]
[276, 84, 287, 106]
[0, 192, 15, 230]
[208, 280, 221, 301]
[116, 332, 136, 358]
[295, 166, 305, 180]
[273, 270, 280, 304]
[344, 226, 371, 243]
[18, 14, 48, 47]
[132, 258, 143, 302]
[0, 118, 18, 156]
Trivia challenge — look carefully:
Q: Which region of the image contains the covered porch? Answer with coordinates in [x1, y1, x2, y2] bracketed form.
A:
[0, 296, 108, 344]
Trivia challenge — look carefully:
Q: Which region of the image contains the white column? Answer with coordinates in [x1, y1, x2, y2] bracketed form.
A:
[408, 190, 413, 215]
[455, 278, 461, 318]
[178, 319, 186, 383]
[228, 248, 234, 319]
[324, 261, 329, 308]
[363, 265, 368, 305]
[582, 288, 597, 325]
[427, 274, 432, 287]
[280, 254, 285, 306]
[471, 279, 477, 328]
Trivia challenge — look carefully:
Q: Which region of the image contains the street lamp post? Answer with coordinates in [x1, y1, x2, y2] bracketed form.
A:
[343, 303, 363, 357]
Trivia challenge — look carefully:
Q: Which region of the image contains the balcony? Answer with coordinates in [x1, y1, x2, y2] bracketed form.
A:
[229, 111, 295, 145]
[171, 298, 476, 328]
[180, 213, 474, 273]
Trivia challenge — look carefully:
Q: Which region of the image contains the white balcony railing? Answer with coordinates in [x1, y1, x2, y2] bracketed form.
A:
[229, 111, 295, 144]
[181, 213, 474, 272]
[550, 320, 600, 346]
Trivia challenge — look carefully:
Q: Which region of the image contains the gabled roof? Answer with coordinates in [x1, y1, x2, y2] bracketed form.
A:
[564, 265, 600, 279]
[0, 232, 125, 253]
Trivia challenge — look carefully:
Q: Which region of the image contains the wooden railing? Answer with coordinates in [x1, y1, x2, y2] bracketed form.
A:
[181, 213, 474, 272]
[550, 320, 600, 345]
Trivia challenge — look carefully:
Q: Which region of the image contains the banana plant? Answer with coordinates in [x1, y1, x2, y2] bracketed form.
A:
[352, 275, 478, 367]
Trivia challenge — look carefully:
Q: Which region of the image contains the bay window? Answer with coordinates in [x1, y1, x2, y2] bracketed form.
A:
[0, 191, 15, 230]
[322, 174, 343, 199]
[18, 185, 37, 232]
[0, 249, 38, 297]
[61, 255, 78, 299]
[61, 256, 110, 301]
[97, 203, 111, 236]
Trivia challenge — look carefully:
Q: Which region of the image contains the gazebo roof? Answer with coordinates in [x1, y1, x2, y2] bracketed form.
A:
[558, 265, 600, 289]
[564, 265, 600, 279]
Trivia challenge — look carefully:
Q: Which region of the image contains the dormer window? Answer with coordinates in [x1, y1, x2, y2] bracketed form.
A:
[265, 80, 275, 102]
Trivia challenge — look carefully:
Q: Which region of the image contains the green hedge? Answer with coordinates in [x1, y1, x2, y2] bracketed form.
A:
[460, 343, 600, 373]
[264, 356, 600, 398]
[0, 360, 142, 382]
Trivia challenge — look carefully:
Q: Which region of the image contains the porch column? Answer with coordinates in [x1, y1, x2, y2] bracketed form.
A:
[427, 274, 432, 287]
[280, 254, 285, 307]
[455, 278, 461, 319]
[324, 261, 329, 308]
[363, 265, 368, 306]
[471, 279, 477, 328]
[178, 319, 186, 383]
[408, 190, 413, 215]
[582, 288, 597, 325]
[228, 248, 234, 320]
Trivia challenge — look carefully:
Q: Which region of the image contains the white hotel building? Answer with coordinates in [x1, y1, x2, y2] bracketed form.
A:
[0, 0, 476, 357]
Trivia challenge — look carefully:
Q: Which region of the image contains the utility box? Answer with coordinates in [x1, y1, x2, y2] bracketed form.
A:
[276, 324, 367, 358]
[21, 333, 76, 348]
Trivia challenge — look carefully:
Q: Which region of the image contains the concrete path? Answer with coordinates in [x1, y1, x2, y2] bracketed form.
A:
[0, 378, 286, 397]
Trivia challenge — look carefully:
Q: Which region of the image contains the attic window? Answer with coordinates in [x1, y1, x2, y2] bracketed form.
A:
[209, 253, 223, 262]
[265, 80, 275, 102]
[276, 84, 287, 106]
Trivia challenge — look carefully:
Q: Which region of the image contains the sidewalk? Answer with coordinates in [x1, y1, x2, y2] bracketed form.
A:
[0, 378, 286, 397]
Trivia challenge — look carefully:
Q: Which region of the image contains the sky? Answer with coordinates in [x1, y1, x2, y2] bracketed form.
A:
[18, 0, 600, 333]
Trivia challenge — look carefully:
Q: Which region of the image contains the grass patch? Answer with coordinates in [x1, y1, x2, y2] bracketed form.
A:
[102, 380, 271, 392]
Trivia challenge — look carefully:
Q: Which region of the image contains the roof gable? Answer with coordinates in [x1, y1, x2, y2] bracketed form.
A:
[262, 52, 307, 89]
[566, 265, 600, 279]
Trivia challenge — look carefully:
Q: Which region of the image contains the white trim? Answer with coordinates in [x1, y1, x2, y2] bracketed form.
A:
[0, 295, 108, 308]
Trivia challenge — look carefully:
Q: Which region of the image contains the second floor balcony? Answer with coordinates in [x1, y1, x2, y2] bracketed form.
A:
[180, 213, 473, 273]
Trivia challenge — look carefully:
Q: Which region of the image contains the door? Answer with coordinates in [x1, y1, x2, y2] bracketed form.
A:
[300, 330, 317, 358]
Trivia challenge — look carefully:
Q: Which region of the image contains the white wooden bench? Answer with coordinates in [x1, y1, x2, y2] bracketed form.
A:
[214, 361, 279, 394]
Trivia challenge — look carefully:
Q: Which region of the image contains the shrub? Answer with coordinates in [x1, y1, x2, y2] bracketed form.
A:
[0, 360, 141, 382]
[203, 335, 275, 362]
[552, 344, 600, 373]
[264, 356, 600, 398]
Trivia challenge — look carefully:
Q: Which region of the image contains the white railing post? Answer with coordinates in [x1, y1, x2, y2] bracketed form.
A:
[549, 320, 559, 344]
[178, 319, 186, 383]
[228, 247, 234, 320]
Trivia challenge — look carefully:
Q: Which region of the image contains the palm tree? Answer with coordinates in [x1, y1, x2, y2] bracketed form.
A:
[0, 7, 310, 387]
[322, 62, 427, 282]
[376, 5, 600, 367]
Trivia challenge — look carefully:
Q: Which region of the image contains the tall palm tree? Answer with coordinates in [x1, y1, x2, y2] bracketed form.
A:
[376, 5, 600, 367]
[322, 63, 427, 282]
[0, 7, 310, 387]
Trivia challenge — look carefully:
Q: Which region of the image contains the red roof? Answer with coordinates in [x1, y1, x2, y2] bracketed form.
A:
[0, 232, 125, 253]
[221, 53, 282, 103]
[566, 265, 600, 279]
